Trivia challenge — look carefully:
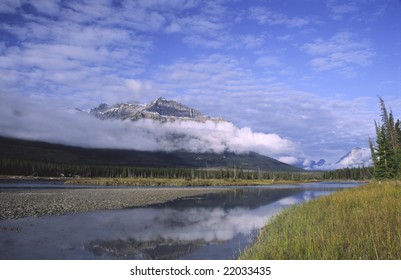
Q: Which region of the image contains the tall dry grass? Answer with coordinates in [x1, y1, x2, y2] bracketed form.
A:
[240, 181, 401, 259]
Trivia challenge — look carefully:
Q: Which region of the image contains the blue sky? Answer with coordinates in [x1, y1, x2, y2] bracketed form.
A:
[0, 0, 400, 164]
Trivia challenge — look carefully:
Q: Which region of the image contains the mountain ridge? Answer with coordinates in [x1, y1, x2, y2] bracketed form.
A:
[299, 147, 373, 170]
[90, 97, 227, 123]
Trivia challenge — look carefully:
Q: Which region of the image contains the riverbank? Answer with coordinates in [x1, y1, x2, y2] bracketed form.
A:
[65, 177, 318, 186]
[0, 188, 224, 220]
[240, 181, 401, 260]
[0, 176, 308, 220]
[0, 175, 318, 186]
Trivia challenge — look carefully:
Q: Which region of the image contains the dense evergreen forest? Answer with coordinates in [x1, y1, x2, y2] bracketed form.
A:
[0, 136, 302, 172]
[322, 166, 373, 180]
[0, 157, 372, 181]
[369, 98, 401, 179]
[0, 157, 311, 180]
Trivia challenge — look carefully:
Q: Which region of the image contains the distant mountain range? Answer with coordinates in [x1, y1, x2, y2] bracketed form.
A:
[299, 147, 373, 170]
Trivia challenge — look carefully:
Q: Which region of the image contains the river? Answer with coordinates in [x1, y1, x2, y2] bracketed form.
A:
[0, 181, 363, 260]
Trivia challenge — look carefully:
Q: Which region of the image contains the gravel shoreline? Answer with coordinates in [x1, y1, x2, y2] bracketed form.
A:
[0, 188, 224, 220]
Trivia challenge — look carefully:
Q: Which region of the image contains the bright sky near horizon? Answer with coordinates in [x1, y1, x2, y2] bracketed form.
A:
[0, 0, 400, 164]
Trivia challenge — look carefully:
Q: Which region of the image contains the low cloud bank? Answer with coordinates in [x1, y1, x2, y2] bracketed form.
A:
[0, 94, 296, 158]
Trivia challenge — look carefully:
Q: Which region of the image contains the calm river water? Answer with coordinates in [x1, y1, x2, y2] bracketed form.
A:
[0, 182, 363, 260]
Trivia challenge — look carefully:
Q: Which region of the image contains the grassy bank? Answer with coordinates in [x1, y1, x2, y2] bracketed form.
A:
[65, 177, 316, 187]
[240, 181, 401, 260]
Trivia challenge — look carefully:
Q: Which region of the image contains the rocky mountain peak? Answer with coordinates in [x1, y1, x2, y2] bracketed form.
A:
[89, 97, 225, 123]
[144, 97, 204, 118]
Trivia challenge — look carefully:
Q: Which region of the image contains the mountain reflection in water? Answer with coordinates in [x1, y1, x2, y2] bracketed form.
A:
[0, 183, 360, 260]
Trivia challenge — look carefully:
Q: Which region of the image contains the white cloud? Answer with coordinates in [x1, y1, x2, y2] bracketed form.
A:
[183, 34, 229, 49]
[302, 31, 375, 76]
[255, 55, 282, 67]
[278, 156, 299, 165]
[136, 0, 200, 10]
[303, 32, 370, 56]
[164, 6, 231, 49]
[0, 93, 296, 157]
[28, 0, 60, 15]
[249, 6, 311, 27]
[328, 2, 359, 20]
[125, 79, 153, 94]
[0, 0, 21, 13]
[0, 2, 155, 106]
[336, 148, 372, 167]
[154, 53, 386, 163]
[240, 35, 265, 49]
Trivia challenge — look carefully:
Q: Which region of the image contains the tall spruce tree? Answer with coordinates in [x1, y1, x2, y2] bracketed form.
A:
[369, 98, 401, 179]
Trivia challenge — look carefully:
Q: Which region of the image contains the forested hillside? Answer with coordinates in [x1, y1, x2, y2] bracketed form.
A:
[0, 136, 303, 178]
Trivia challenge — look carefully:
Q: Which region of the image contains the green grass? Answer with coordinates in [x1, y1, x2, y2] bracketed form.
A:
[240, 181, 401, 260]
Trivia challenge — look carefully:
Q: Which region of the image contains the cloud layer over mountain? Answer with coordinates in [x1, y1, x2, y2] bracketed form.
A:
[0, 93, 296, 158]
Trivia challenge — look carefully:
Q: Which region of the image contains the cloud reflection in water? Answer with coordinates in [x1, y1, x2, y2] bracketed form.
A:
[0, 190, 334, 259]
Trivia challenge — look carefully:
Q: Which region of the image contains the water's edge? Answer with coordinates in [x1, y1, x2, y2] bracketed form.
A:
[0, 182, 363, 260]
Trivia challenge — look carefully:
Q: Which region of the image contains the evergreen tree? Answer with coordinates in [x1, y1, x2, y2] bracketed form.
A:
[370, 98, 401, 179]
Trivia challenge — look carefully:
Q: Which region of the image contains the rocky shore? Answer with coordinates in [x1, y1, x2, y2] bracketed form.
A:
[0, 188, 223, 220]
